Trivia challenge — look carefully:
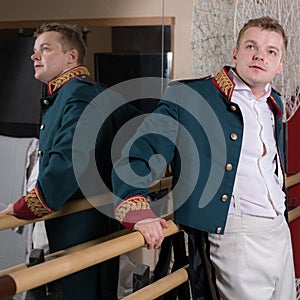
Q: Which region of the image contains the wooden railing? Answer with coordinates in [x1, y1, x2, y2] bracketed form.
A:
[286, 172, 300, 189]
[0, 220, 180, 299]
[0, 177, 172, 232]
[0, 173, 299, 231]
[286, 173, 300, 222]
[0, 172, 299, 299]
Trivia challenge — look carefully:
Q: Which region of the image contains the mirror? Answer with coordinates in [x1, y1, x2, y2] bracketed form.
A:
[0, 11, 174, 136]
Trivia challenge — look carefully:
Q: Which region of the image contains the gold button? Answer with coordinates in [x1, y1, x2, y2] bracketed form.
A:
[216, 227, 222, 234]
[38, 150, 43, 157]
[40, 124, 45, 130]
[230, 133, 238, 140]
[225, 164, 232, 171]
[230, 105, 237, 111]
[43, 99, 50, 105]
[221, 194, 228, 202]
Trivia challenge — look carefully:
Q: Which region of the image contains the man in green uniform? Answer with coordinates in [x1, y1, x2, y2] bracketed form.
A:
[0, 23, 131, 299]
[112, 17, 296, 299]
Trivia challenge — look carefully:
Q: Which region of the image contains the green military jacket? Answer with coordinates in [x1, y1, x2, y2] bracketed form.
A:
[13, 66, 104, 217]
[113, 66, 285, 234]
[13, 65, 141, 219]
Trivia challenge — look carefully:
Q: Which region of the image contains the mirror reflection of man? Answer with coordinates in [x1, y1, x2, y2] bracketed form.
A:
[0, 23, 122, 300]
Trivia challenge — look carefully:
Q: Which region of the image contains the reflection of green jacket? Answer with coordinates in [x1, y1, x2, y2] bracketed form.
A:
[113, 66, 286, 234]
[13, 65, 139, 300]
[13, 66, 105, 218]
[14, 65, 139, 219]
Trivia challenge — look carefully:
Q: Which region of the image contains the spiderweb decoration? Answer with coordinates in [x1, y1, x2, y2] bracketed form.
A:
[191, 0, 234, 78]
[191, 0, 300, 121]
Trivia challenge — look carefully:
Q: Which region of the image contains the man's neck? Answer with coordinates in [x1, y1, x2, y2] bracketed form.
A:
[231, 68, 270, 100]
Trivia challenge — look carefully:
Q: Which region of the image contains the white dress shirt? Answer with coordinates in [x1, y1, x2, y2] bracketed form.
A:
[228, 69, 286, 217]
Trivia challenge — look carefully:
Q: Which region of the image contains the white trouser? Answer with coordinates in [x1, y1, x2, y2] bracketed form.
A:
[208, 196, 296, 300]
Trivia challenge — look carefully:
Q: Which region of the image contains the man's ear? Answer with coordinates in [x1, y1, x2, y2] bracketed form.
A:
[67, 49, 79, 64]
[276, 59, 285, 75]
[232, 48, 238, 63]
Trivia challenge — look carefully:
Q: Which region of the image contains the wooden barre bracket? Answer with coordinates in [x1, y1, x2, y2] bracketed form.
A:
[123, 266, 189, 300]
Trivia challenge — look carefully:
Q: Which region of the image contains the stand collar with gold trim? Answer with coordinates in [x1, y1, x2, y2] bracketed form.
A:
[212, 66, 282, 119]
[47, 65, 91, 96]
[212, 66, 235, 100]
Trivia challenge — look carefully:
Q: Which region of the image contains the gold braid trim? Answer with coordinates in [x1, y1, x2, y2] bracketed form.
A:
[115, 197, 150, 223]
[47, 65, 91, 95]
[24, 189, 53, 217]
[214, 68, 235, 99]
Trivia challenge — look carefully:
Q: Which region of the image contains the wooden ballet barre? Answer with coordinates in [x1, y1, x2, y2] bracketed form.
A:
[0, 212, 174, 277]
[150, 176, 173, 191]
[0, 228, 130, 277]
[1, 171, 300, 232]
[0, 172, 299, 299]
[0, 177, 173, 232]
[288, 206, 300, 223]
[0, 196, 94, 231]
[286, 172, 300, 222]
[123, 266, 189, 300]
[0, 220, 180, 300]
[286, 172, 300, 188]
[151, 172, 300, 190]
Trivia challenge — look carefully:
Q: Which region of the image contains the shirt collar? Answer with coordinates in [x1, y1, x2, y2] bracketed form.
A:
[229, 68, 271, 102]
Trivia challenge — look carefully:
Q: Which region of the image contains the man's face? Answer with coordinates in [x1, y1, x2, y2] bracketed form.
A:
[232, 27, 285, 93]
[31, 31, 72, 83]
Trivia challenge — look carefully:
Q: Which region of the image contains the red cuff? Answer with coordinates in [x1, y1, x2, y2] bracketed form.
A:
[114, 196, 158, 231]
[14, 196, 38, 219]
[122, 209, 158, 231]
[13, 188, 54, 220]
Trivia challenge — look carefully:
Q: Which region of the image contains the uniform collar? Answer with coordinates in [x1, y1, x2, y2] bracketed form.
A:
[212, 66, 235, 100]
[212, 66, 282, 119]
[47, 65, 91, 96]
